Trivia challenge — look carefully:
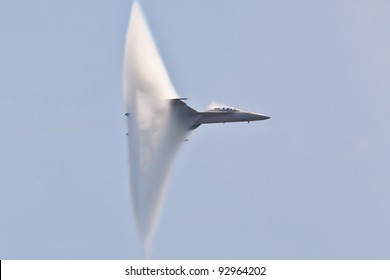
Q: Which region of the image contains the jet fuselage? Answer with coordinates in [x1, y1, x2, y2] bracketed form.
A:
[170, 99, 270, 130]
[197, 108, 270, 124]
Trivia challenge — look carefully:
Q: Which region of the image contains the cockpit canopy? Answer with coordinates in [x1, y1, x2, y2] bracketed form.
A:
[209, 106, 240, 112]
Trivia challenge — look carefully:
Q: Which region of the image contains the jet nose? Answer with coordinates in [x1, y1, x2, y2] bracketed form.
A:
[257, 114, 270, 120]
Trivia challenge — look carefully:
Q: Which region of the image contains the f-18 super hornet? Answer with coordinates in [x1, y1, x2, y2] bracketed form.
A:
[123, 1, 270, 250]
[170, 98, 270, 130]
[125, 99, 270, 131]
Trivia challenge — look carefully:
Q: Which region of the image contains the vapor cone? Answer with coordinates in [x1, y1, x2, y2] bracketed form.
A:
[123, 2, 188, 250]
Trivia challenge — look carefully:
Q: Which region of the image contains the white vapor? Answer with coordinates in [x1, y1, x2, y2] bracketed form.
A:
[123, 2, 189, 252]
[207, 102, 228, 110]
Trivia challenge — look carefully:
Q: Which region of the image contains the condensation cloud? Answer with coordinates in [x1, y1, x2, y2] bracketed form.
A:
[123, 2, 189, 250]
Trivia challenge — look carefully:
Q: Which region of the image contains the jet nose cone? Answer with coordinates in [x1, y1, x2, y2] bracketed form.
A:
[257, 114, 270, 120]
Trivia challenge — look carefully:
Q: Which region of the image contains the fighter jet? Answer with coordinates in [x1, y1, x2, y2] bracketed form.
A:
[170, 98, 270, 130]
[123, 1, 270, 249]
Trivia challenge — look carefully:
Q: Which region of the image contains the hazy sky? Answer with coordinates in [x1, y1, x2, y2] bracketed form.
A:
[1, 0, 390, 259]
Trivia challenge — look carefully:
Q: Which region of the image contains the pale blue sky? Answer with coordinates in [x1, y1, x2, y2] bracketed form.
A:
[1, 0, 390, 259]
